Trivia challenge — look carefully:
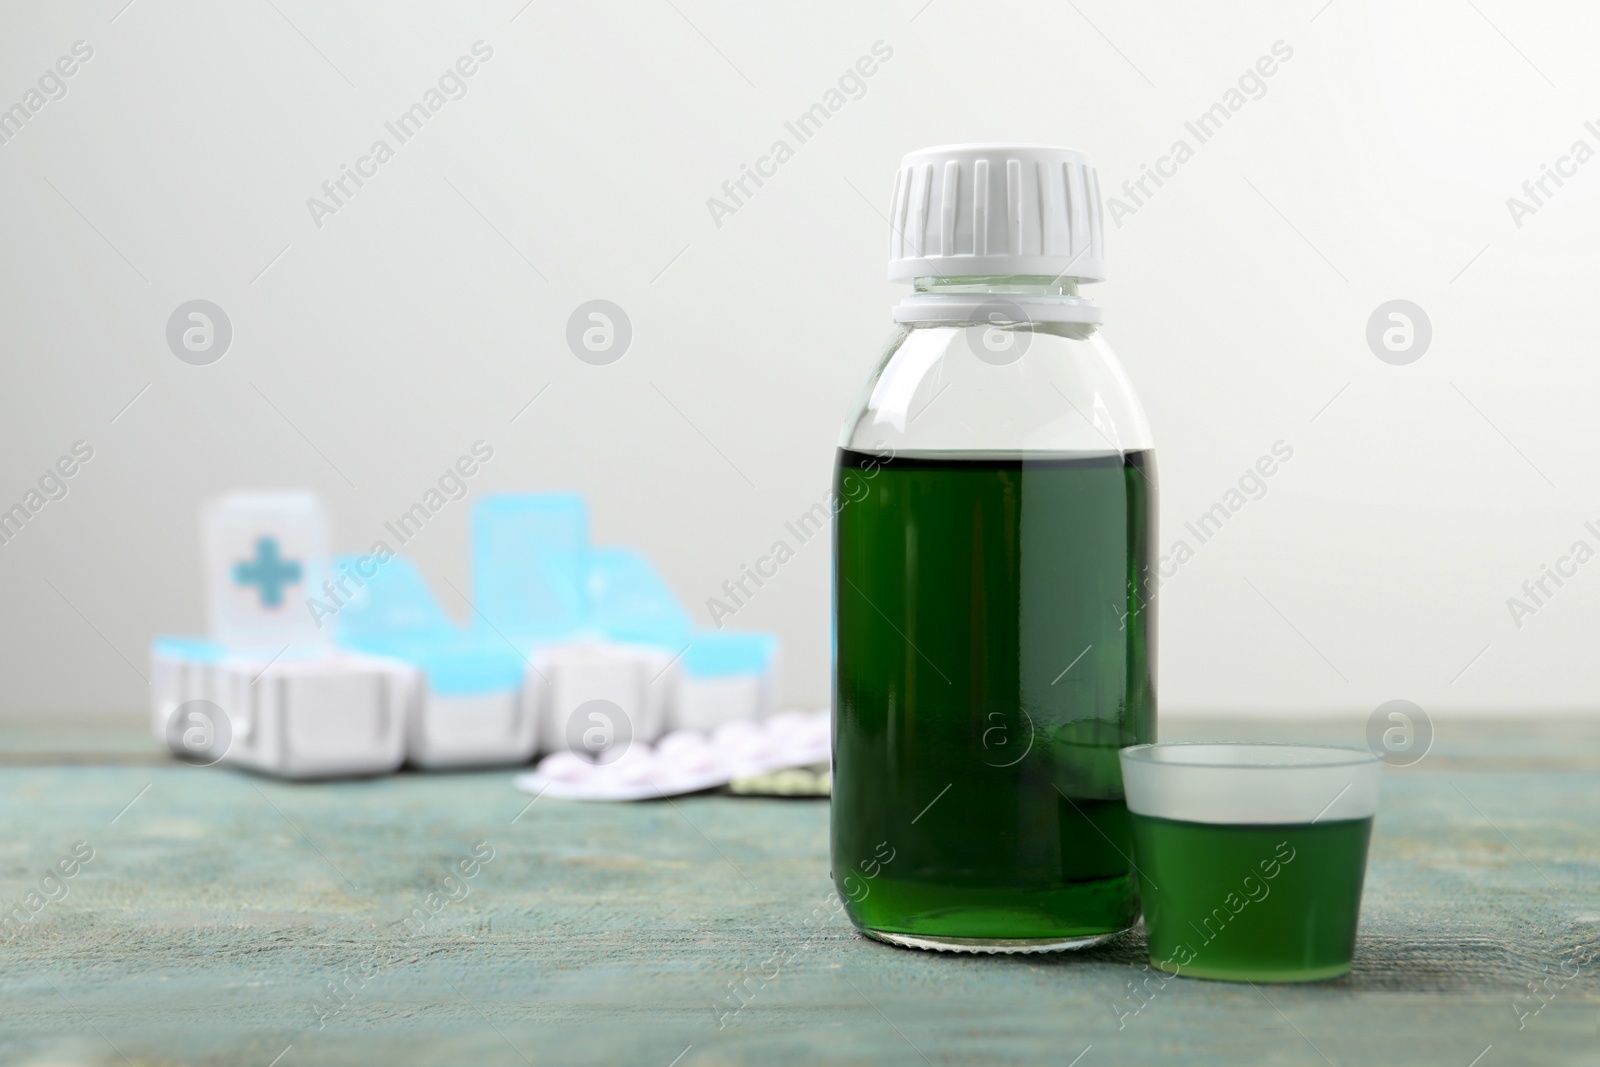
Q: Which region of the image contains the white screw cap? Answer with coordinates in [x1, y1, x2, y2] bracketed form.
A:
[887, 143, 1106, 284]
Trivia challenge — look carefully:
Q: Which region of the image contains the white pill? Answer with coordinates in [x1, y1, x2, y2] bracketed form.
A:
[538, 751, 596, 782]
[603, 747, 661, 786]
[657, 735, 721, 775]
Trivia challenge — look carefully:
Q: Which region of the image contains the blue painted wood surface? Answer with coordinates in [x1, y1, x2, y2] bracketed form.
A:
[1, 715, 1597, 1065]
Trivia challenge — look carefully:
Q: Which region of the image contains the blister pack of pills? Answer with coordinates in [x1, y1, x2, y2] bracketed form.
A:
[514, 708, 830, 801]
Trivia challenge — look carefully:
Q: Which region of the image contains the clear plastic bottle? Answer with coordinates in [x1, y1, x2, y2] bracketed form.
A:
[832, 144, 1156, 952]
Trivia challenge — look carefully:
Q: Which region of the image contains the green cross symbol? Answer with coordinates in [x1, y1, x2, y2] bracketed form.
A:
[232, 537, 302, 608]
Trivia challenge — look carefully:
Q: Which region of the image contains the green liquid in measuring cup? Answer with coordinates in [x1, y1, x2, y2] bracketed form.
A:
[1130, 814, 1374, 982]
[831, 448, 1156, 948]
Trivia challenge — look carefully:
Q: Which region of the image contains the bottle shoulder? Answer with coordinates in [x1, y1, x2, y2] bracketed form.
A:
[839, 322, 1154, 455]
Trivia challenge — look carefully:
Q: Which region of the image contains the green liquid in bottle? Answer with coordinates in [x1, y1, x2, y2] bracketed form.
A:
[831, 447, 1156, 949]
[1130, 814, 1373, 982]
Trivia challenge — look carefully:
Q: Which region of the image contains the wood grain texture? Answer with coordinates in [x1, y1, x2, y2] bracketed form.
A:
[0, 716, 1596, 1066]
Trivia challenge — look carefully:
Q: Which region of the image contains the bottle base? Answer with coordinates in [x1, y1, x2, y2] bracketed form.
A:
[860, 926, 1131, 955]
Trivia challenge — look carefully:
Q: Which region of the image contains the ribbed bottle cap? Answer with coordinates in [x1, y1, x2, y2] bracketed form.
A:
[886, 143, 1105, 284]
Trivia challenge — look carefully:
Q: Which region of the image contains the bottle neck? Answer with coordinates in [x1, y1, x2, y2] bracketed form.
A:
[912, 275, 1084, 298]
[896, 274, 1102, 328]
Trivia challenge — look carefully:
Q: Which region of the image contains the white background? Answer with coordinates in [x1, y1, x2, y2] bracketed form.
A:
[1, 0, 1596, 718]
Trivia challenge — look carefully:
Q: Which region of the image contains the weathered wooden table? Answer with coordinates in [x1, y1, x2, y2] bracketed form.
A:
[2, 714, 1596, 1066]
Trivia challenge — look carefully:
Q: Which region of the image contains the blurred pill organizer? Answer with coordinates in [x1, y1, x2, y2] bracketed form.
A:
[515, 708, 830, 801]
[150, 490, 782, 779]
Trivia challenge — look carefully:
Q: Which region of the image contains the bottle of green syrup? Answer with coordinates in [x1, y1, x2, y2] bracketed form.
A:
[832, 143, 1157, 952]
